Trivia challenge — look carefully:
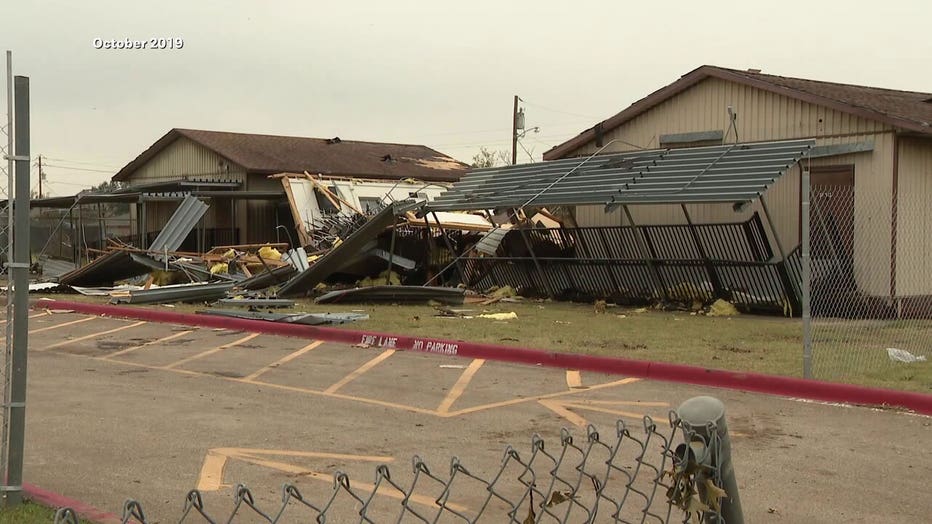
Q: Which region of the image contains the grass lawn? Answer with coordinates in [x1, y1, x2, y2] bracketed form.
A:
[0, 503, 63, 524]
[37, 293, 932, 393]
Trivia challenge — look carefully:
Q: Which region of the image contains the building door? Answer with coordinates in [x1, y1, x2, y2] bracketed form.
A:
[810, 165, 855, 288]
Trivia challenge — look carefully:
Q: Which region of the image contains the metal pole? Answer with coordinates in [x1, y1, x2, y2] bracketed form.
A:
[511, 95, 518, 165]
[681, 204, 724, 300]
[385, 223, 396, 285]
[1, 49, 14, 507]
[430, 212, 468, 286]
[513, 209, 555, 299]
[760, 195, 801, 315]
[759, 196, 786, 260]
[801, 169, 812, 379]
[622, 205, 667, 302]
[5, 74, 30, 507]
[676, 396, 744, 524]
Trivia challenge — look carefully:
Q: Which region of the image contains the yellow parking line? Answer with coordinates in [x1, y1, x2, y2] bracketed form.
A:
[162, 332, 261, 369]
[324, 350, 394, 394]
[28, 316, 95, 334]
[243, 340, 324, 381]
[566, 370, 582, 389]
[105, 329, 194, 358]
[437, 359, 484, 414]
[29, 311, 52, 319]
[443, 377, 641, 417]
[40, 321, 147, 351]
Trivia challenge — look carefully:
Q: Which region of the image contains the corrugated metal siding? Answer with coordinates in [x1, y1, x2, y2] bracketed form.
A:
[125, 137, 246, 185]
[244, 173, 282, 244]
[566, 77, 895, 296]
[896, 137, 932, 295]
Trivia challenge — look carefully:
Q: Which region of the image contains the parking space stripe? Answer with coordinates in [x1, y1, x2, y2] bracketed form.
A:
[324, 350, 395, 394]
[105, 329, 195, 358]
[566, 370, 582, 389]
[437, 359, 485, 414]
[28, 316, 96, 334]
[40, 321, 148, 351]
[29, 311, 52, 319]
[162, 332, 261, 369]
[243, 340, 324, 381]
[442, 377, 641, 417]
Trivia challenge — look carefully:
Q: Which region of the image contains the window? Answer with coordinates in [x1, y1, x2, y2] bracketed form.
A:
[315, 186, 340, 214]
[359, 197, 383, 214]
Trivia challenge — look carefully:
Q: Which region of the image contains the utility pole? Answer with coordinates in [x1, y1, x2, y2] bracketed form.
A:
[37, 154, 41, 199]
[511, 95, 518, 165]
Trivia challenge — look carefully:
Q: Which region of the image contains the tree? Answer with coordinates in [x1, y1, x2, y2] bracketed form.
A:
[82, 180, 129, 216]
[470, 146, 510, 168]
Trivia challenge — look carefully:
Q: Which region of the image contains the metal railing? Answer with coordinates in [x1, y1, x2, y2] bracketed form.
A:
[52, 398, 741, 523]
[459, 215, 801, 314]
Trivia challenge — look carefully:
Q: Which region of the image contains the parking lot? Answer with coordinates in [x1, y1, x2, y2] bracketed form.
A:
[18, 309, 932, 522]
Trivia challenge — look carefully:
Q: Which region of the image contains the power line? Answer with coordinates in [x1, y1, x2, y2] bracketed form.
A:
[41, 156, 124, 168]
[42, 163, 115, 174]
[519, 99, 600, 120]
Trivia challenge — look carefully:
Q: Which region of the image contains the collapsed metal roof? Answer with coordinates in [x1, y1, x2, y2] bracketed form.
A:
[427, 139, 814, 211]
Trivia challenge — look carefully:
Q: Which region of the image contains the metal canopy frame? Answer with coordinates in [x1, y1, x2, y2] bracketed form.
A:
[427, 139, 814, 211]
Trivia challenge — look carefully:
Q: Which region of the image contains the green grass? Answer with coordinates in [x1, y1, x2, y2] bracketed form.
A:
[37, 293, 932, 393]
[0, 502, 62, 524]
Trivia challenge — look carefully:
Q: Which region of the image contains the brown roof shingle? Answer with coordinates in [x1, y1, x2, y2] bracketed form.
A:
[544, 65, 932, 160]
[114, 129, 469, 183]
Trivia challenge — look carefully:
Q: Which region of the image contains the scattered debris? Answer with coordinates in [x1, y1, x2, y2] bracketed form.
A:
[199, 309, 368, 325]
[707, 299, 740, 317]
[216, 298, 296, 309]
[886, 348, 927, 363]
[110, 282, 234, 305]
[478, 312, 517, 320]
[316, 285, 466, 305]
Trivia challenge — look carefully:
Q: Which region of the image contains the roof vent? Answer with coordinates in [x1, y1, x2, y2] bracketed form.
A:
[747, 68, 762, 73]
[326, 137, 342, 144]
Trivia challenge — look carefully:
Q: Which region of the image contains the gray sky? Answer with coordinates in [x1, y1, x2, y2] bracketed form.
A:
[2, 0, 930, 195]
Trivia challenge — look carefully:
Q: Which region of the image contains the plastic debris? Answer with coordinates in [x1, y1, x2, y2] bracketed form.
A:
[478, 312, 517, 320]
[886, 348, 927, 363]
[210, 263, 229, 275]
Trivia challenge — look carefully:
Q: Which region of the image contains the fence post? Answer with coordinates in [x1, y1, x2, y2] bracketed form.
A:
[801, 168, 812, 379]
[677, 396, 743, 523]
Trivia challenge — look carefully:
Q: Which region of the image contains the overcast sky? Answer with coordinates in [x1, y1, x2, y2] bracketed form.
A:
[2, 0, 930, 195]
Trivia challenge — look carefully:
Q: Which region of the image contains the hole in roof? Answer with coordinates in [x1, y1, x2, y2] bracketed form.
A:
[923, 97, 932, 104]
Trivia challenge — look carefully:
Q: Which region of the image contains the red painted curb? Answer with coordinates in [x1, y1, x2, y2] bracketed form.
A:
[34, 299, 932, 415]
[24, 482, 123, 524]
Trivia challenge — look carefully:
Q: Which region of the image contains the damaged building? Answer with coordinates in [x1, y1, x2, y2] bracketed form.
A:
[109, 128, 469, 246]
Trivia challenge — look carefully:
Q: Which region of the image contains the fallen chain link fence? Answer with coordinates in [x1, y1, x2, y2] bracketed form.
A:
[52, 398, 740, 523]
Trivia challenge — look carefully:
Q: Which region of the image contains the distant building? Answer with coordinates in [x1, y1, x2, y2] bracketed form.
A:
[544, 65, 932, 301]
[111, 128, 468, 246]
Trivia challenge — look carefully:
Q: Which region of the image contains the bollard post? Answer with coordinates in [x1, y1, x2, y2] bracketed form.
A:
[676, 396, 743, 523]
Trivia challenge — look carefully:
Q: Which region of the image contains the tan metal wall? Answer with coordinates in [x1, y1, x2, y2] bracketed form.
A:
[896, 136, 932, 295]
[242, 174, 282, 244]
[567, 77, 896, 296]
[124, 137, 246, 185]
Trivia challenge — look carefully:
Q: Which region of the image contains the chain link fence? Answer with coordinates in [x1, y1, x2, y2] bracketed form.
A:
[52, 407, 739, 523]
[807, 179, 932, 381]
